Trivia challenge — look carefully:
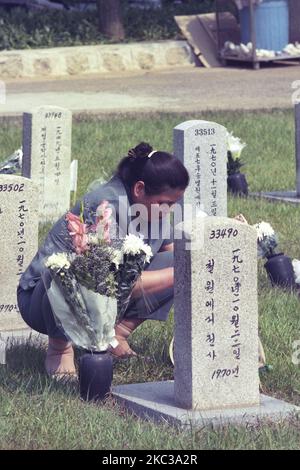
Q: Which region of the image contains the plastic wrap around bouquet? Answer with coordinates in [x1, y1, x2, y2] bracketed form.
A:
[44, 267, 118, 352]
[43, 201, 153, 353]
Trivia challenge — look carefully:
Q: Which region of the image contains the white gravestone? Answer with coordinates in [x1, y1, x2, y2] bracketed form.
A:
[22, 106, 72, 222]
[174, 217, 259, 410]
[173, 120, 227, 217]
[0, 175, 38, 334]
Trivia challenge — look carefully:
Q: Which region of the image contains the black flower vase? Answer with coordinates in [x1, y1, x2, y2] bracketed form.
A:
[79, 350, 113, 402]
[264, 253, 295, 289]
[227, 173, 248, 196]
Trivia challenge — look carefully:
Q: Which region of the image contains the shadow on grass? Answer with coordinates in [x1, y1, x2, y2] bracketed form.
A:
[1, 319, 175, 399]
[1, 339, 79, 398]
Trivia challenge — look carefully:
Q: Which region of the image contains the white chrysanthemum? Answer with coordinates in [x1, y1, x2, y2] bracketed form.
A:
[292, 259, 300, 284]
[112, 249, 123, 268]
[122, 234, 153, 263]
[45, 253, 70, 270]
[227, 132, 246, 159]
[15, 148, 23, 159]
[87, 233, 98, 245]
[252, 221, 275, 241]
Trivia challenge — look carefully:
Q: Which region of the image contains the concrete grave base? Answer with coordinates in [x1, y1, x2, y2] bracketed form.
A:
[112, 380, 300, 428]
[0, 328, 47, 364]
[250, 191, 300, 204]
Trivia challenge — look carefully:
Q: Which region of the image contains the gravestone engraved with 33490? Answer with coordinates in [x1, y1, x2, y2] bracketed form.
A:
[112, 216, 300, 426]
[174, 216, 259, 410]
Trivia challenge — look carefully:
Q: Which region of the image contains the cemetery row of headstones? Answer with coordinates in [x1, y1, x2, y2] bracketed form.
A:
[0, 111, 228, 340]
[114, 210, 298, 425]
[5, 103, 299, 338]
[113, 117, 299, 424]
[1, 108, 299, 425]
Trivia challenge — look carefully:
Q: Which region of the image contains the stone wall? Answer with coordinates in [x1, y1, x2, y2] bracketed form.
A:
[0, 40, 194, 79]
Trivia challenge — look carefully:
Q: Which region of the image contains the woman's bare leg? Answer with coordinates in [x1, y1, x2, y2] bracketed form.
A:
[45, 337, 76, 377]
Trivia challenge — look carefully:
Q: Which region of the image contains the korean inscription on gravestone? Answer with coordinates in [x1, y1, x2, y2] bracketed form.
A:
[173, 120, 227, 217]
[0, 175, 38, 331]
[23, 106, 72, 222]
[174, 217, 259, 410]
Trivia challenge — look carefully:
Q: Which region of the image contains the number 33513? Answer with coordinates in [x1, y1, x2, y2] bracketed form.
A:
[195, 128, 215, 136]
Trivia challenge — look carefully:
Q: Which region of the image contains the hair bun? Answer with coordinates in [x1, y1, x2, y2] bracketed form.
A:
[128, 142, 152, 159]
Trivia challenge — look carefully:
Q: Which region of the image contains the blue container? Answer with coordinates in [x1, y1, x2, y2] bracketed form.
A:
[240, 0, 289, 51]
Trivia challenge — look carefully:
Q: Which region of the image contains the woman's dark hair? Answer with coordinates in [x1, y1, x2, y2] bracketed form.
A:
[117, 142, 189, 195]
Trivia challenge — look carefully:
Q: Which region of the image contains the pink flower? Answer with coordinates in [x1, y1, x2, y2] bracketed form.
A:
[96, 201, 113, 224]
[66, 212, 89, 254]
[95, 201, 113, 244]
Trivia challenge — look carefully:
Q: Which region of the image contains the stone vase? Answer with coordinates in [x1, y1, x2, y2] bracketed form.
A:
[79, 350, 113, 402]
[227, 172, 248, 196]
[264, 253, 295, 289]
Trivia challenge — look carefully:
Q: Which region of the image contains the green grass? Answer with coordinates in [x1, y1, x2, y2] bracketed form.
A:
[0, 109, 300, 449]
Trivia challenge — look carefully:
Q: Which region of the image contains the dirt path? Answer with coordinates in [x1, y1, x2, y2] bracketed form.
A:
[1, 63, 299, 116]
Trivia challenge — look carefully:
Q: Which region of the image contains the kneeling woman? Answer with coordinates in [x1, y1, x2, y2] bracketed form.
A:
[17, 142, 189, 377]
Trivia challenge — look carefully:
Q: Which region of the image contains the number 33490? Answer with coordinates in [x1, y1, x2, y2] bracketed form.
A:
[210, 228, 238, 239]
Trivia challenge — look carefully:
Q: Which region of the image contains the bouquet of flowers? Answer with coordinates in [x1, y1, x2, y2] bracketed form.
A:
[227, 132, 247, 176]
[252, 221, 278, 259]
[44, 201, 152, 352]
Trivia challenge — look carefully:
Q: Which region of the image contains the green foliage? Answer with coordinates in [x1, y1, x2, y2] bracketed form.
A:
[0, 10, 106, 50]
[0, 1, 215, 50]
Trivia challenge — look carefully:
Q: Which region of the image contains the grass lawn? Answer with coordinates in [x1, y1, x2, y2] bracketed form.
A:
[0, 109, 300, 450]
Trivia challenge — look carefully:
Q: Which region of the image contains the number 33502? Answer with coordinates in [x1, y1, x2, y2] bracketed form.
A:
[0, 183, 24, 192]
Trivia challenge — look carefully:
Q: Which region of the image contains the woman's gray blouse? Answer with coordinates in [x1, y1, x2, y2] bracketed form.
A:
[19, 176, 173, 291]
